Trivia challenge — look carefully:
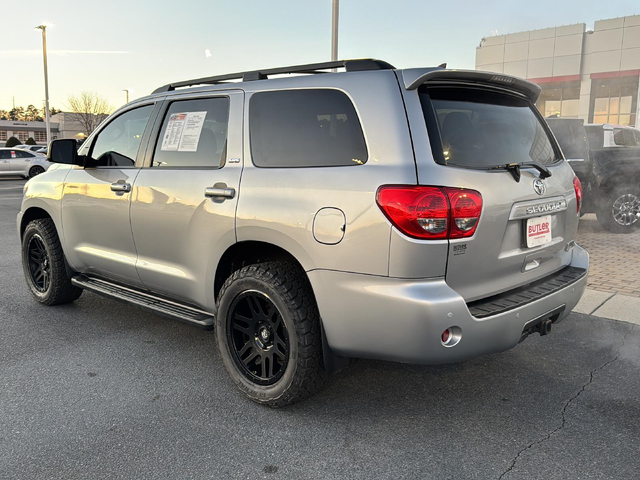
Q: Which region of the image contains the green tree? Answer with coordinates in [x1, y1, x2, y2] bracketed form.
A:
[5, 137, 21, 147]
[25, 137, 37, 145]
[9, 107, 25, 121]
[25, 105, 40, 121]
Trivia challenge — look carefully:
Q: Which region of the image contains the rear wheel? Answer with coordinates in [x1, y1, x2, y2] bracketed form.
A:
[21, 219, 83, 305]
[216, 261, 326, 407]
[28, 166, 45, 178]
[596, 185, 640, 233]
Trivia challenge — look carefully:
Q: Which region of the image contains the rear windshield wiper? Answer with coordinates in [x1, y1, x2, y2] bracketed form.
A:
[488, 162, 552, 182]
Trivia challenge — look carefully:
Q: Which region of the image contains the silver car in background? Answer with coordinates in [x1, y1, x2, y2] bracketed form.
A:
[17, 60, 588, 406]
[0, 147, 50, 178]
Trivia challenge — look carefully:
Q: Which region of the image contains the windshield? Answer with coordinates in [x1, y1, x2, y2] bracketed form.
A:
[421, 87, 559, 168]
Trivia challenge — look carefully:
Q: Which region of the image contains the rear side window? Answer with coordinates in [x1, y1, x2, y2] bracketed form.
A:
[15, 150, 33, 158]
[152, 97, 229, 168]
[421, 87, 559, 168]
[250, 89, 367, 167]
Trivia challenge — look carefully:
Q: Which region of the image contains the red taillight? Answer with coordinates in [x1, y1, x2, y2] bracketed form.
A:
[573, 176, 583, 214]
[444, 188, 483, 239]
[376, 185, 482, 240]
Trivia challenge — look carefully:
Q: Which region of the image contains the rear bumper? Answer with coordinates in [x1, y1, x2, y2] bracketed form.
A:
[309, 245, 588, 365]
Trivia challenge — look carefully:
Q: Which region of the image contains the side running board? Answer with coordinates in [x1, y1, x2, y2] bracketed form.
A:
[71, 275, 215, 329]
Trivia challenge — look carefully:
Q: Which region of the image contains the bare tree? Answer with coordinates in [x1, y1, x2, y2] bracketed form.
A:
[66, 92, 114, 135]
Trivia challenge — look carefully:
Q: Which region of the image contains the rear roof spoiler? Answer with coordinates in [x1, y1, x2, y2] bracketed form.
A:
[403, 68, 541, 102]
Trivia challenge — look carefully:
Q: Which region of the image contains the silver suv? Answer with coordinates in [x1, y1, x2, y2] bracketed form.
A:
[18, 60, 589, 406]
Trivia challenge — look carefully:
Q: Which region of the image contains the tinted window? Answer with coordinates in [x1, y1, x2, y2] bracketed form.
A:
[0, 150, 10, 159]
[613, 128, 638, 147]
[152, 97, 229, 168]
[15, 150, 33, 158]
[421, 87, 558, 168]
[250, 89, 367, 167]
[585, 126, 604, 150]
[90, 105, 154, 167]
[547, 121, 576, 149]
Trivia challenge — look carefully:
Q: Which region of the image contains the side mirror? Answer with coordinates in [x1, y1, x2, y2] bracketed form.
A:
[47, 139, 85, 166]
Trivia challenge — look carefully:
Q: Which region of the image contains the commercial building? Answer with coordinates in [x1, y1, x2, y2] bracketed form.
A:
[476, 15, 640, 126]
[0, 120, 60, 145]
[0, 112, 93, 145]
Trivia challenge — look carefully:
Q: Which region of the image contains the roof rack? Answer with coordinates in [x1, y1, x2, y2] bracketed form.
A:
[152, 59, 395, 94]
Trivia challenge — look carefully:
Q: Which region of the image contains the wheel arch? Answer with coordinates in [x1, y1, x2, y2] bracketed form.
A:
[20, 206, 53, 239]
[597, 170, 640, 196]
[214, 241, 310, 301]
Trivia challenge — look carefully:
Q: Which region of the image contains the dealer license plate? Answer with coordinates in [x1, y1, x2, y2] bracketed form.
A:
[526, 215, 552, 248]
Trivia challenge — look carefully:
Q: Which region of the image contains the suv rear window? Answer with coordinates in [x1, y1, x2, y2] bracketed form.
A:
[249, 89, 368, 167]
[420, 87, 559, 168]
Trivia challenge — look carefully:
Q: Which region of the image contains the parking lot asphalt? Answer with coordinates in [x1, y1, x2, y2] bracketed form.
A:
[1, 177, 639, 480]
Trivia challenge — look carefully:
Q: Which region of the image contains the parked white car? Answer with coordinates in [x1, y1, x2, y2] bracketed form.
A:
[0, 147, 50, 178]
[14, 145, 47, 154]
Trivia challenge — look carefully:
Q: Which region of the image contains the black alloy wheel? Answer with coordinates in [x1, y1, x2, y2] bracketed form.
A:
[26, 234, 51, 293]
[29, 166, 45, 178]
[227, 290, 290, 385]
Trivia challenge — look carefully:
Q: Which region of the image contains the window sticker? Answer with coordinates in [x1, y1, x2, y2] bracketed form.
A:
[160, 111, 207, 152]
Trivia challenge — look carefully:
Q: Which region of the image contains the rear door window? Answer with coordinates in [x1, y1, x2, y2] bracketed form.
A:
[249, 89, 368, 167]
[152, 97, 229, 168]
[420, 87, 559, 168]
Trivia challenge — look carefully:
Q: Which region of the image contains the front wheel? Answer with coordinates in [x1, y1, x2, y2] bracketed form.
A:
[21, 219, 83, 305]
[216, 262, 326, 407]
[596, 186, 640, 233]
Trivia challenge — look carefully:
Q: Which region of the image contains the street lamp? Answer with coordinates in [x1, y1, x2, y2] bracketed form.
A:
[122, 89, 133, 104]
[331, 0, 339, 62]
[35, 23, 53, 145]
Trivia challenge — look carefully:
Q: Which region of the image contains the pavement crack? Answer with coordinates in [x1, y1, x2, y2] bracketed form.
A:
[498, 324, 635, 480]
[588, 293, 616, 315]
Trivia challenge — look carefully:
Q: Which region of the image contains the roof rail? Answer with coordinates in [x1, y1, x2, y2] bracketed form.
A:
[152, 59, 395, 94]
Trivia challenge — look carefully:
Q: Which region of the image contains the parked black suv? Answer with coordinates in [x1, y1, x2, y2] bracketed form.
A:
[547, 118, 640, 233]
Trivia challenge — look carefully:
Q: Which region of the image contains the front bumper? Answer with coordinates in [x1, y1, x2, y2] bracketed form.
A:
[309, 245, 588, 365]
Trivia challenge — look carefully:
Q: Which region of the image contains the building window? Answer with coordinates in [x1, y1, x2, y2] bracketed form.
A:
[590, 76, 639, 126]
[536, 82, 580, 119]
[0, 131, 6, 141]
[14, 131, 28, 141]
[34, 131, 47, 143]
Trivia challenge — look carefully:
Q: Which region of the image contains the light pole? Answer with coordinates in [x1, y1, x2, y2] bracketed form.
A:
[122, 89, 130, 104]
[331, 0, 339, 62]
[35, 23, 53, 145]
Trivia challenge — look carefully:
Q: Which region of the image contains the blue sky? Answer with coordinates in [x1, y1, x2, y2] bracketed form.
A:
[2, 0, 638, 111]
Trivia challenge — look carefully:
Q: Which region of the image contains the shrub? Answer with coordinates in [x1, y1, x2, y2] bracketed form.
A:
[25, 137, 37, 145]
[5, 137, 21, 148]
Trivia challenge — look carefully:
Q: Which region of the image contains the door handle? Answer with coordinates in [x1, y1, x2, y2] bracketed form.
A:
[110, 182, 131, 193]
[204, 187, 235, 199]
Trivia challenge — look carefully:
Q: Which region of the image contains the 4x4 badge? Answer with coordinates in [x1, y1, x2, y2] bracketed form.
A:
[533, 178, 546, 196]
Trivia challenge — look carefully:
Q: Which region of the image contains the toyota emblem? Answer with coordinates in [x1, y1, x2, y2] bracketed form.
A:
[533, 179, 546, 196]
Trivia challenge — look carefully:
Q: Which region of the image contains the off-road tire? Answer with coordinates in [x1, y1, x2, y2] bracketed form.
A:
[21, 218, 83, 305]
[216, 261, 326, 407]
[596, 185, 640, 233]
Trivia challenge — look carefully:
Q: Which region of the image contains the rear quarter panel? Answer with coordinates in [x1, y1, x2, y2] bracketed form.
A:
[236, 71, 417, 275]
